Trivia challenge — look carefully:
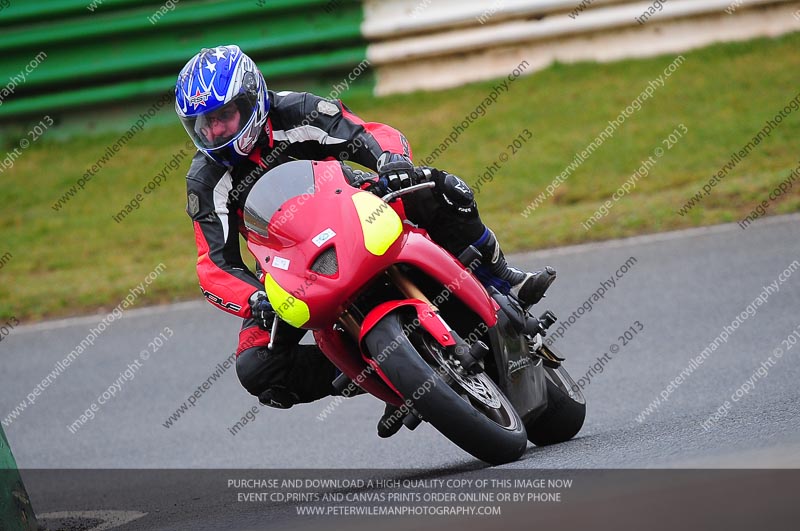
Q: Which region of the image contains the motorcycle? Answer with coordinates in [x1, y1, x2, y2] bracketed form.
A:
[243, 160, 585, 465]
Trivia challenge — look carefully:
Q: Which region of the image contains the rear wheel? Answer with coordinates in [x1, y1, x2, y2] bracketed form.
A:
[525, 345, 586, 446]
[364, 312, 527, 465]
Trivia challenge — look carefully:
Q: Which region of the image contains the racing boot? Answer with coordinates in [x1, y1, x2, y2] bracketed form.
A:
[472, 228, 556, 308]
[377, 403, 404, 438]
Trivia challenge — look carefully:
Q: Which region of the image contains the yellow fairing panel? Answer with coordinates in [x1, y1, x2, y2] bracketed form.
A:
[351, 192, 402, 256]
[264, 273, 310, 328]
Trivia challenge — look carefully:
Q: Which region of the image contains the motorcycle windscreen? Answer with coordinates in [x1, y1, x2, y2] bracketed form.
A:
[243, 160, 316, 237]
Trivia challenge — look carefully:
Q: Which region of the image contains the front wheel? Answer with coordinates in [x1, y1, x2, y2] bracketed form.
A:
[364, 312, 527, 465]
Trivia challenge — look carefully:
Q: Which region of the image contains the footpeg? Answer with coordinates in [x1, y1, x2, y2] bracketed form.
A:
[524, 315, 545, 336]
[456, 245, 482, 270]
[538, 310, 557, 330]
[523, 310, 558, 337]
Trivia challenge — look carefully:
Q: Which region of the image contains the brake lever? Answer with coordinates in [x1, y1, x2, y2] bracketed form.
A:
[349, 173, 371, 188]
[267, 314, 280, 350]
[380, 181, 435, 203]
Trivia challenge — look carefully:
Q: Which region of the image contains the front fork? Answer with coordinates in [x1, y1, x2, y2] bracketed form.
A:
[340, 266, 489, 372]
[385, 266, 490, 372]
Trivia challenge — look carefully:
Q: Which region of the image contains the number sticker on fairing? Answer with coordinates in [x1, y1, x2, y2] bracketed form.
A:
[312, 228, 336, 247]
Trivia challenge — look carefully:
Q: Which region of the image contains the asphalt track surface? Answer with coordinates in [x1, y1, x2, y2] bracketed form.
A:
[2, 214, 799, 530]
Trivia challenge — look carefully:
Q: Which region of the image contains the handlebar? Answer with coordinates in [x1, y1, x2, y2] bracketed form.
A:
[414, 167, 433, 182]
[348, 165, 435, 202]
[378, 166, 434, 202]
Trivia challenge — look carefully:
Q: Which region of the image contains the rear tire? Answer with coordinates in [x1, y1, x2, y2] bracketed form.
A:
[525, 348, 586, 446]
[364, 312, 527, 465]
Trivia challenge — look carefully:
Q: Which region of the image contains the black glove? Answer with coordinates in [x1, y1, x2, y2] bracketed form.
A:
[427, 168, 475, 209]
[377, 152, 415, 192]
[249, 291, 274, 330]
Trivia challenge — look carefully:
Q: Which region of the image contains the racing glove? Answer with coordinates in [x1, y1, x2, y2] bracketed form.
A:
[249, 291, 275, 330]
[376, 152, 415, 193]
[427, 168, 475, 210]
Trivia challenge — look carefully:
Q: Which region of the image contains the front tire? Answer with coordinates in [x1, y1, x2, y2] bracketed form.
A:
[364, 312, 527, 465]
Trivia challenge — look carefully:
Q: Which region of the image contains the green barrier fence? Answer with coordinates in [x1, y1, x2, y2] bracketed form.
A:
[0, 0, 367, 123]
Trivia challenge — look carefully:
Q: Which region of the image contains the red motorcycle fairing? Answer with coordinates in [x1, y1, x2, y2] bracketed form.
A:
[246, 160, 498, 331]
[313, 327, 404, 406]
[245, 159, 499, 405]
[246, 160, 408, 329]
[394, 229, 500, 328]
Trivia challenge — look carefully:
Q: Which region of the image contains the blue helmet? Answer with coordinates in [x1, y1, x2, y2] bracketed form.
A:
[175, 45, 270, 167]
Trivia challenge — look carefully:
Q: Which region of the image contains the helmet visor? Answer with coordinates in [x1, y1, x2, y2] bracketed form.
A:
[179, 92, 259, 150]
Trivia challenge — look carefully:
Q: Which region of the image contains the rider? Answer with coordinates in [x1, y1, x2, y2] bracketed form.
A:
[175, 45, 556, 437]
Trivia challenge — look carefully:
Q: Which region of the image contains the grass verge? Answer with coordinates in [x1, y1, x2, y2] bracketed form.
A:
[3, 32, 799, 321]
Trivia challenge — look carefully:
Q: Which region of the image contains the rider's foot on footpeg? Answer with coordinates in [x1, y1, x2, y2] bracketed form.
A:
[513, 266, 556, 308]
[377, 403, 404, 438]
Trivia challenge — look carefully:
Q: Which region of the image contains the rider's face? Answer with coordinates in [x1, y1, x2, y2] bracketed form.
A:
[200, 102, 240, 144]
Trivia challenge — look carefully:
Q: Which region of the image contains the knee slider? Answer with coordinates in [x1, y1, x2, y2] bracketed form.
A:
[258, 387, 299, 409]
